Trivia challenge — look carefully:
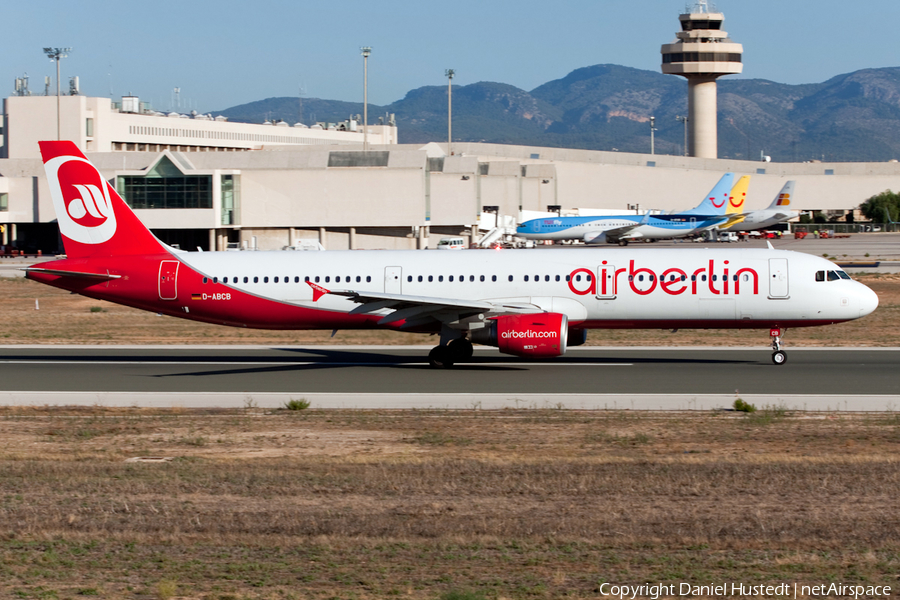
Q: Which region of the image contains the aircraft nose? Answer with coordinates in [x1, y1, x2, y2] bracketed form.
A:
[858, 284, 879, 317]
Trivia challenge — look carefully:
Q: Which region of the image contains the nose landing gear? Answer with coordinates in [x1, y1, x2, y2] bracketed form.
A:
[770, 328, 787, 365]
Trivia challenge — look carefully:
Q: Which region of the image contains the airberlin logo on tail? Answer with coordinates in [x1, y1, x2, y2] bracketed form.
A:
[44, 155, 117, 245]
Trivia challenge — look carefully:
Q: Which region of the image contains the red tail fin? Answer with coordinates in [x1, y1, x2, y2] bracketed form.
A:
[39, 141, 166, 258]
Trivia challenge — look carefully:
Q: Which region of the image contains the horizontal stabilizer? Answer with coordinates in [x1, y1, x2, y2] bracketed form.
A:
[23, 267, 121, 280]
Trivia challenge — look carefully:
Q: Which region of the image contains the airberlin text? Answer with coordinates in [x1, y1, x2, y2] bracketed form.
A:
[568, 259, 759, 297]
[598, 582, 890, 599]
[500, 330, 558, 339]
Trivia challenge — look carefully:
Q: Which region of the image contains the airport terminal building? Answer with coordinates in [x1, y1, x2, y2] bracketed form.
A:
[2, 94, 900, 253]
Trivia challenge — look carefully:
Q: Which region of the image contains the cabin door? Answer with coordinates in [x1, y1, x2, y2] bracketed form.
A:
[158, 260, 179, 301]
[768, 258, 789, 298]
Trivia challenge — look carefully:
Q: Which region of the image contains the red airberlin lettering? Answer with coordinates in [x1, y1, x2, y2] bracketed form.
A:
[567, 260, 759, 297]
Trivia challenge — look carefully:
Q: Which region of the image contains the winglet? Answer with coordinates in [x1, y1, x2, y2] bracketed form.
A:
[306, 280, 330, 302]
[640, 210, 651, 225]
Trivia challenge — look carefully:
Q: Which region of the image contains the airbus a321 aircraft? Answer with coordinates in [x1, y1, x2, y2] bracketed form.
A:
[27, 142, 878, 367]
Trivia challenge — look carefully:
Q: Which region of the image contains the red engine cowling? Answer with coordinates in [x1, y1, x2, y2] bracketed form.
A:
[472, 313, 568, 358]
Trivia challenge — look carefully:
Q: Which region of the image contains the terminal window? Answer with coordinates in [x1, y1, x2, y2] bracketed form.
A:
[118, 175, 212, 209]
[0, 193, 7, 211]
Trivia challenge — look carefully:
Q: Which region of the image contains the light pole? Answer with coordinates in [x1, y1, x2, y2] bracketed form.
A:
[445, 69, 455, 155]
[676, 115, 689, 156]
[649, 116, 657, 155]
[360, 46, 371, 152]
[43, 47, 71, 140]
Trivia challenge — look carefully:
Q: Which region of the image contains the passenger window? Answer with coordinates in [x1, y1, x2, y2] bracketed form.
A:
[253, 277, 259, 283]
[418, 275, 423, 282]
[480, 275, 485, 282]
[213, 277, 218, 284]
[366, 276, 371, 283]
[324, 276, 329, 283]
[827, 271, 840, 281]
[304, 276, 309, 282]
[264, 277, 269, 283]
[691, 275, 696, 281]
[222, 277, 228, 284]
[815, 271, 825, 282]
[525, 275, 530, 282]
[586, 274, 592, 281]
[638, 275, 644, 282]
[285, 277, 289, 284]
[629, 275, 634, 282]
[469, 275, 474, 282]
[680, 275, 686, 281]
[508, 275, 513, 282]
[492, 275, 497, 282]
[565, 275, 570, 282]
[202, 277, 208, 284]
[712, 275, 717, 282]
[408, 276, 412, 282]
[356, 276, 361, 283]
[244, 277, 249, 283]
[702, 275, 707, 281]
[449, 275, 454, 282]
[295, 277, 300, 283]
[274, 277, 279, 283]
[438, 275, 443, 282]
[555, 275, 560, 282]
[544, 275, 550, 282]
[428, 276, 433, 282]
[314, 276, 320, 283]
[460, 275, 464, 282]
[742, 274, 749, 282]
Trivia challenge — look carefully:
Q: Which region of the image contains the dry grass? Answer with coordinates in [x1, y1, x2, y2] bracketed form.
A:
[0, 408, 898, 598]
[3, 273, 900, 346]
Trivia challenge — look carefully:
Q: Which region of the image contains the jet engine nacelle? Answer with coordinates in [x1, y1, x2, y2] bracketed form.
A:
[471, 313, 568, 358]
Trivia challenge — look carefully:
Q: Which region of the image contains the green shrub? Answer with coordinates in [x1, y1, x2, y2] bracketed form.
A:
[733, 399, 757, 413]
[283, 398, 311, 411]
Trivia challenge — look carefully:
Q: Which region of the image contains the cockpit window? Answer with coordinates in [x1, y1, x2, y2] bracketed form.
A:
[837, 271, 851, 280]
[827, 271, 840, 281]
[815, 271, 825, 282]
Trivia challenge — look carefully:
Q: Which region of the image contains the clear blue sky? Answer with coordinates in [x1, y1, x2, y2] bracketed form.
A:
[6, 0, 900, 113]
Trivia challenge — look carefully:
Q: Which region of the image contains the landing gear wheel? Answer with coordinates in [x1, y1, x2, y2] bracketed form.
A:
[447, 338, 474, 362]
[772, 351, 787, 365]
[618, 239, 629, 246]
[769, 328, 787, 366]
[428, 346, 454, 369]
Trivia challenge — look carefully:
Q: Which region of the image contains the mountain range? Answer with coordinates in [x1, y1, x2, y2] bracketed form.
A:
[214, 64, 900, 163]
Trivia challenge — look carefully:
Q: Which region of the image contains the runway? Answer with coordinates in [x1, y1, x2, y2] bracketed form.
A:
[1, 345, 897, 410]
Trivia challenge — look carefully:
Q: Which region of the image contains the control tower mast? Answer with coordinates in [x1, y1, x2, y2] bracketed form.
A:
[661, 1, 742, 158]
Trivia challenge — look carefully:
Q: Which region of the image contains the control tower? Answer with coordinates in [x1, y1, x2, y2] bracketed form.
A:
[661, 1, 742, 158]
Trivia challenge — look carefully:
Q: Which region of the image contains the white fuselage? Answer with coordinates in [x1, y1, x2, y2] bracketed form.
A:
[176, 247, 877, 329]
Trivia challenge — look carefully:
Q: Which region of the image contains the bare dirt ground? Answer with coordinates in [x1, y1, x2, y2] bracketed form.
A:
[0, 407, 898, 599]
[2, 273, 898, 347]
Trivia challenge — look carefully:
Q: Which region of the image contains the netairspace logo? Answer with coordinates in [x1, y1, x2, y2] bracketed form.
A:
[500, 330, 558, 339]
[598, 582, 892, 599]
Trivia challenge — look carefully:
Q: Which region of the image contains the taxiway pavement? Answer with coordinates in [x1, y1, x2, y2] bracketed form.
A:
[0, 345, 896, 411]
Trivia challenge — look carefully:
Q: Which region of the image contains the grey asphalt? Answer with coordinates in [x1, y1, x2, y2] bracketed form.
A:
[0, 345, 897, 410]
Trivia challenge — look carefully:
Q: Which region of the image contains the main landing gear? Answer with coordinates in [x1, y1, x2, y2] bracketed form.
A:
[770, 328, 787, 365]
[428, 337, 473, 368]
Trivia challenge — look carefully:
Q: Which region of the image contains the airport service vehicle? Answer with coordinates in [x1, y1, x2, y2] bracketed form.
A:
[436, 237, 466, 250]
[26, 142, 878, 367]
[721, 181, 801, 232]
[516, 173, 738, 245]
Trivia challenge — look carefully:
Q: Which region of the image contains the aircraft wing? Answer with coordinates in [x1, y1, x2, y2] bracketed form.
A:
[585, 211, 651, 244]
[717, 214, 747, 229]
[311, 282, 538, 329]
